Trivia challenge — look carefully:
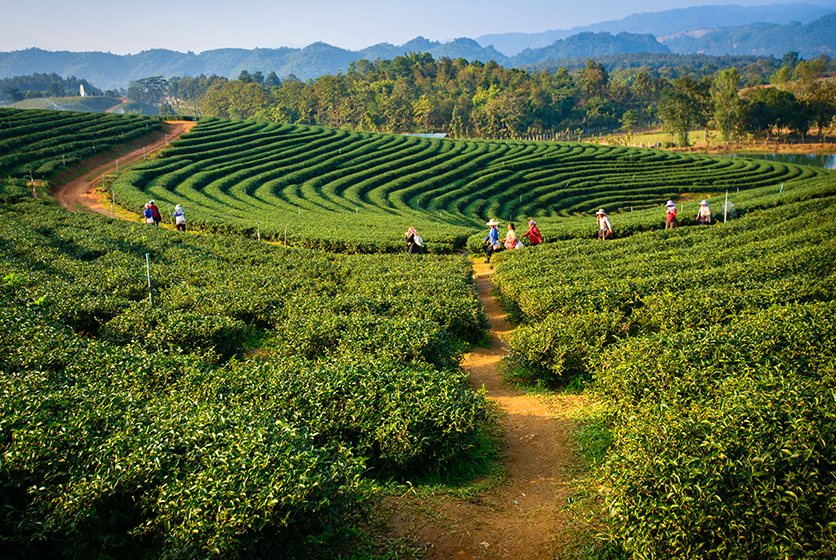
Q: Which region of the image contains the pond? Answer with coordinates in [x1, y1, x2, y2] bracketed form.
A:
[731, 153, 836, 170]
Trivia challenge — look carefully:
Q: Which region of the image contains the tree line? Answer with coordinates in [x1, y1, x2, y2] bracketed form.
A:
[659, 53, 836, 146]
[5, 50, 835, 146]
[161, 51, 836, 144]
[2, 73, 102, 103]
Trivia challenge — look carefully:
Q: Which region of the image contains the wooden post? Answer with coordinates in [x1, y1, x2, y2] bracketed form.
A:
[724, 190, 729, 224]
[146, 253, 153, 307]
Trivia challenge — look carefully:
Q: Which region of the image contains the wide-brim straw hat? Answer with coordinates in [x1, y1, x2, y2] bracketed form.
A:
[595, 209, 607, 215]
[666, 200, 675, 207]
[486, 218, 500, 226]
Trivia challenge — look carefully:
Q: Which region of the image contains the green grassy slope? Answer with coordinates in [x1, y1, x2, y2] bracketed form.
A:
[3, 96, 159, 115]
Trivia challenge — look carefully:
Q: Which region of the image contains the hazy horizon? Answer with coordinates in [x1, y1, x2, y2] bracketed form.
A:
[4, 0, 835, 56]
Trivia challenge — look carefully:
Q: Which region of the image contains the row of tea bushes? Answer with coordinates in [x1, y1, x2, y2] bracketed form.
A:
[598, 304, 836, 558]
[105, 116, 823, 253]
[489, 175, 836, 558]
[0, 187, 490, 558]
[0, 108, 159, 176]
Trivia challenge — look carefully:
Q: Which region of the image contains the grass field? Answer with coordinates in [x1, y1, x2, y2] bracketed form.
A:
[3, 96, 159, 115]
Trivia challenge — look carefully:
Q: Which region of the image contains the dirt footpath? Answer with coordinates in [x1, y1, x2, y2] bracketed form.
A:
[385, 261, 585, 559]
[54, 120, 195, 214]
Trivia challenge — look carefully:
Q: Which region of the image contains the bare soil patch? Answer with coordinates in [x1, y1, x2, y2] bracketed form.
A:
[384, 261, 587, 559]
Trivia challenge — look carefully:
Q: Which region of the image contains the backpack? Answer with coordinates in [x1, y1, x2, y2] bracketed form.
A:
[413, 235, 424, 247]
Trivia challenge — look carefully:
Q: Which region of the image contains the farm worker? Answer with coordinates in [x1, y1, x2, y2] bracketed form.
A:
[404, 226, 423, 254]
[520, 219, 542, 245]
[149, 200, 161, 226]
[483, 218, 500, 263]
[143, 203, 155, 225]
[502, 223, 524, 250]
[696, 200, 711, 225]
[173, 204, 186, 232]
[665, 200, 678, 229]
[596, 209, 612, 240]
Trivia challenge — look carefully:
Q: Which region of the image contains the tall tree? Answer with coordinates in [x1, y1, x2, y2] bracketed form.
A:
[128, 76, 168, 105]
[742, 87, 803, 141]
[4, 87, 23, 103]
[577, 60, 609, 99]
[800, 80, 836, 139]
[658, 76, 710, 147]
[711, 68, 743, 142]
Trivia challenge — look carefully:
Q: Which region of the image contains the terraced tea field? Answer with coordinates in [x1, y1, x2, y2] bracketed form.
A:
[108, 117, 823, 252]
[0, 108, 160, 177]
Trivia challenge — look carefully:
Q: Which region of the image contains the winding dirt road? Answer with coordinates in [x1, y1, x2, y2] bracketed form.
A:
[54, 120, 195, 214]
[386, 261, 584, 559]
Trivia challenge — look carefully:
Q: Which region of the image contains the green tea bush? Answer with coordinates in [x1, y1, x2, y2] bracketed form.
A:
[507, 310, 628, 385]
[490, 176, 836, 556]
[603, 371, 836, 560]
[101, 304, 248, 362]
[0, 337, 369, 559]
[274, 313, 460, 370]
[0, 189, 492, 557]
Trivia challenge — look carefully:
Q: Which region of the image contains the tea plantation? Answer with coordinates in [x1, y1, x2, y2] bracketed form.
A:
[2, 108, 835, 559]
[0, 108, 160, 177]
[491, 174, 836, 558]
[104, 116, 823, 253]
[0, 182, 489, 558]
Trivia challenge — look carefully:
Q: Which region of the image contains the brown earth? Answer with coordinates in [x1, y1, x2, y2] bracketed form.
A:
[384, 261, 587, 559]
[53, 120, 195, 214]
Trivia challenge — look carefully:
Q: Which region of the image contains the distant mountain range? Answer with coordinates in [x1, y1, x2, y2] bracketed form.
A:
[0, 34, 668, 91]
[477, 2, 835, 55]
[0, 3, 834, 91]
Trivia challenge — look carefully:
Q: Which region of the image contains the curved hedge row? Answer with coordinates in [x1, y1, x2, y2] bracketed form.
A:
[0, 108, 160, 177]
[104, 117, 823, 253]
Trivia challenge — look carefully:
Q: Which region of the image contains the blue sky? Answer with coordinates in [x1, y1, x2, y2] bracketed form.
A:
[2, 0, 834, 54]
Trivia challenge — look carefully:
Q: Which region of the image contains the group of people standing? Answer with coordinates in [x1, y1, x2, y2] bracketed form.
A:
[482, 219, 542, 263]
[597, 199, 712, 240]
[142, 200, 187, 231]
[403, 198, 714, 257]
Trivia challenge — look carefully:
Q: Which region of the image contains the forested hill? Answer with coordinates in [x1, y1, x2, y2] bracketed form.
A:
[1, 6, 834, 91]
[662, 10, 836, 58]
[0, 33, 665, 91]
